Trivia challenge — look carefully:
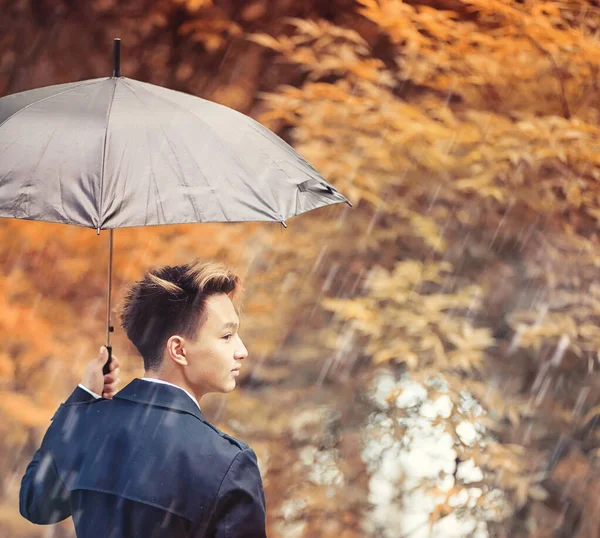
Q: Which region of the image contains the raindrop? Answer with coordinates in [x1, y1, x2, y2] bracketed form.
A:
[549, 334, 570, 367]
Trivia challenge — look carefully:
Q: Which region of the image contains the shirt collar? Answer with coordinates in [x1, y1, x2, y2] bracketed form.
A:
[140, 377, 201, 410]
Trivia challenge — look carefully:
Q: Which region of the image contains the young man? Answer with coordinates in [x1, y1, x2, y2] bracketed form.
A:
[19, 260, 267, 538]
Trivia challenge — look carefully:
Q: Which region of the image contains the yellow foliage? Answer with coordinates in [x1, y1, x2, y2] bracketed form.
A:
[250, 4, 600, 528]
[3, 0, 600, 534]
[0, 392, 53, 428]
[323, 260, 492, 374]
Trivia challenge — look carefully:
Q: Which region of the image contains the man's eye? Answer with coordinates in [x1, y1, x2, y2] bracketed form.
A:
[223, 334, 233, 341]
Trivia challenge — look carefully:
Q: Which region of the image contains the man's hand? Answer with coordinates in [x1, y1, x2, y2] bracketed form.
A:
[81, 347, 121, 399]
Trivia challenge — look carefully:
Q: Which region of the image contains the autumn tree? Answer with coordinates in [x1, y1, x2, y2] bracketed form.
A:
[250, 1, 600, 536]
[3, 1, 600, 537]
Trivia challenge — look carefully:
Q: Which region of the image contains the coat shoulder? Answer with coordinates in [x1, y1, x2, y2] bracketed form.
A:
[197, 419, 250, 452]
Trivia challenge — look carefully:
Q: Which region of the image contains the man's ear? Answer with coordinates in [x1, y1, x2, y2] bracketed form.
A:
[166, 335, 188, 366]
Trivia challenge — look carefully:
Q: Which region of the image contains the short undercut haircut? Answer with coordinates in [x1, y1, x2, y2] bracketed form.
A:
[119, 260, 241, 371]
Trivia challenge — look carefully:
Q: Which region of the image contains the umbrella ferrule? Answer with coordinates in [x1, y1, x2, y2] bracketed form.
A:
[112, 38, 121, 78]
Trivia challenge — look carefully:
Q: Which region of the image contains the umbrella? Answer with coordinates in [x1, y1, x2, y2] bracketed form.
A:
[0, 38, 351, 373]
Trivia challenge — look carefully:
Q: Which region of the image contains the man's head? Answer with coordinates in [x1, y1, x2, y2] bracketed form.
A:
[120, 260, 248, 398]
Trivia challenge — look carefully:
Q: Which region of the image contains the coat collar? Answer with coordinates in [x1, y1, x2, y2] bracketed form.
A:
[113, 378, 206, 423]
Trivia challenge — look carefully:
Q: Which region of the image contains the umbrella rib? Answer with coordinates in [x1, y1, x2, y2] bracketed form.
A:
[0, 78, 106, 130]
[120, 80, 215, 222]
[239, 125, 299, 217]
[98, 79, 118, 230]
[125, 80, 282, 221]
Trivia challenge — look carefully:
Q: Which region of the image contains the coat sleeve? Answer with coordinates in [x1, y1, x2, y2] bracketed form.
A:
[20, 386, 100, 525]
[203, 448, 267, 538]
[19, 443, 71, 524]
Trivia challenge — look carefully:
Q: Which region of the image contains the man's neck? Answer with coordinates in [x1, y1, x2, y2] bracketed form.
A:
[143, 370, 183, 389]
[141, 373, 201, 409]
[143, 371, 201, 399]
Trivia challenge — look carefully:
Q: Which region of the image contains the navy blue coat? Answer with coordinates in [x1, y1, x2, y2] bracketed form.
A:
[19, 379, 267, 537]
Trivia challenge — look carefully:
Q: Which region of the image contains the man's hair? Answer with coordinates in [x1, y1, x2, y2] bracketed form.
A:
[119, 260, 241, 371]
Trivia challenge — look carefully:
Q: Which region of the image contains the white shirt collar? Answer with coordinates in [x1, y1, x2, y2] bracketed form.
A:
[140, 377, 201, 411]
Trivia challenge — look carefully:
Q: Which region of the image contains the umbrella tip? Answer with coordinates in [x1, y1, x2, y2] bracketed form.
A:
[280, 220, 288, 229]
[113, 38, 121, 78]
[345, 200, 354, 208]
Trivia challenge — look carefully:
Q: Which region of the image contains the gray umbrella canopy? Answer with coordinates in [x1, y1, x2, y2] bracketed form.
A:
[0, 76, 349, 230]
[0, 42, 351, 369]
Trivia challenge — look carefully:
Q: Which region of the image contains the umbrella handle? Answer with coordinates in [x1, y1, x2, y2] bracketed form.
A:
[102, 346, 113, 375]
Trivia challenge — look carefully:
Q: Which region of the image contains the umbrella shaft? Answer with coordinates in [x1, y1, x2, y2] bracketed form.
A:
[106, 229, 114, 347]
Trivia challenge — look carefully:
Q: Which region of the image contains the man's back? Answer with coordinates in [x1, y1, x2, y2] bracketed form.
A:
[20, 379, 267, 538]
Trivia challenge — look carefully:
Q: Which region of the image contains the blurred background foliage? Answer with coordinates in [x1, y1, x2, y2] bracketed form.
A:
[1, 0, 600, 536]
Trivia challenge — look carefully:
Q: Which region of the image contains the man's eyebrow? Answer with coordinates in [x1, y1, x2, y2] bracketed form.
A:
[222, 320, 240, 330]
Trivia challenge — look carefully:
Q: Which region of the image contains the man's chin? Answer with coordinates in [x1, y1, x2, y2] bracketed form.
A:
[218, 380, 236, 394]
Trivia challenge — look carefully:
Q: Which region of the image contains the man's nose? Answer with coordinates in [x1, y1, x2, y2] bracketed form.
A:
[235, 336, 248, 360]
